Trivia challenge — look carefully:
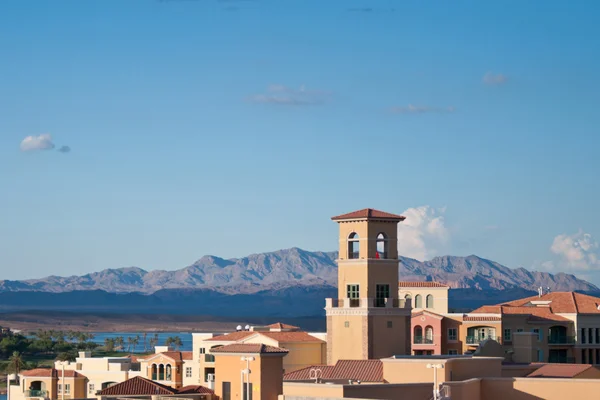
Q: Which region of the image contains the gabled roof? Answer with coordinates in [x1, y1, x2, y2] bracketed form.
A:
[210, 343, 289, 354]
[177, 385, 215, 395]
[21, 369, 86, 378]
[141, 351, 187, 362]
[412, 310, 445, 320]
[205, 331, 255, 342]
[527, 364, 593, 378]
[331, 208, 406, 221]
[267, 322, 300, 331]
[252, 331, 325, 343]
[471, 292, 600, 315]
[284, 360, 384, 383]
[399, 281, 449, 288]
[98, 376, 176, 396]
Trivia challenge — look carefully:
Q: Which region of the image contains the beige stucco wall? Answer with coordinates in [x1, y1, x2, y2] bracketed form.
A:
[328, 314, 368, 364]
[215, 353, 285, 400]
[399, 287, 449, 314]
[382, 357, 503, 384]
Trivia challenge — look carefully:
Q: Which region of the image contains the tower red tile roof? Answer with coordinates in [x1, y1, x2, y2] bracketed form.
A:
[210, 343, 289, 354]
[284, 360, 384, 382]
[331, 208, 406, 221]
[399, 281, 449, 288]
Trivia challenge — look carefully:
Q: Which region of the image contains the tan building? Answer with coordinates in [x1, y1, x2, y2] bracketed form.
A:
[138, 347, 193, 389]
[97, 375, 214, 400]
[12, 369, 87, 400]
[326, 208, 412, 364]
[399, 281, 450, 314]
[212, 343, 288, 400]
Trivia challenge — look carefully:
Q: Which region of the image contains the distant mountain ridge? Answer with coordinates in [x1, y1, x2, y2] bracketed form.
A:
[0, 248, 597, 295]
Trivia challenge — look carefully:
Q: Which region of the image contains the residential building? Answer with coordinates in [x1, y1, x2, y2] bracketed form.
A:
[97, 376, 214, 400]
[399, 281, 450, 314]
[326, 208, 412, 364]
[11, 369, 87, 400]
[138, 346, 193, 389]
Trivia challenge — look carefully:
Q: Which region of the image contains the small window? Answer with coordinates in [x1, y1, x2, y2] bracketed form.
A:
[200, 347, 206, 354]
[348, 233, 360, 259]
[347, 284, 360, 299]
[415, 294, 422, 308]
[503, 329, 512, 342]
[517, 328, 523, 333]
[532, 328, 542, 341]
[185, 367, 192, 378]
[448, 328, 457, 341]
[89, 384, 95, 394]
[581, 328, 586, 344]
[344, 321, 350, 328]
[426, 294, 434, 309]
[387, 321, 393, 328]
[448, 350, 458, 355]
[376, 284, 390, 307]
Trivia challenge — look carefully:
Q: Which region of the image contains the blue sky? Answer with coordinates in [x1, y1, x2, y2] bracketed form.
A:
[1, 0, 600, 284]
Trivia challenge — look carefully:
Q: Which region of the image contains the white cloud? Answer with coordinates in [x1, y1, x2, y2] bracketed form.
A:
[20, 134, 55, 152]
[543, 230, 600, 272]
[397, 206, 450, 260]
[482, 72, 507, 85]
[248, 84, 331, 106]
[390, 105, 455, 114]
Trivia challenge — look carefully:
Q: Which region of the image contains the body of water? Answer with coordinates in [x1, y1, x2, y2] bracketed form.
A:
[91, 332, 194, 352]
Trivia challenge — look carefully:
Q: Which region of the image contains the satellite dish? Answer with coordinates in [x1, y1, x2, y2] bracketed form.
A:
[236, 325, 242, 331]
[245, 325, 250, 331]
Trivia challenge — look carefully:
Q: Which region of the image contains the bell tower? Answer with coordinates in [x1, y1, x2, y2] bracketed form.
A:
[325, 208, 412, 364]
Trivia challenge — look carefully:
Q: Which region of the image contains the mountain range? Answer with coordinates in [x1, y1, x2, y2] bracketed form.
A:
[1, 248, 597, 294]
[0, 248, 597, 316]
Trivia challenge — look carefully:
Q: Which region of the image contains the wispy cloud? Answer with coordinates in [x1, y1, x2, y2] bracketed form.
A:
[20, 134, 55, 152]
[482, 72, 508, 86]
[248, 84, 331, 106]
[390, 105, 455, 114]
[20, 134, 71, 154]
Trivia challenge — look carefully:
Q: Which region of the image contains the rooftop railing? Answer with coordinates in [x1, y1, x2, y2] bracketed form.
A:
[25, 390, 48, 398]
[326, 297, 412, 309]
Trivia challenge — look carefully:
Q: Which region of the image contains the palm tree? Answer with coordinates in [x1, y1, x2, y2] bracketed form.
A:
[148, 337, 157, 351]
[115, 336, 125, 352]
[104, 338, 115, 352]
[126, 337, 134, 353]
[142, 333, 148, 352]
[132, 335, 140, 353]
[8, 351, 24, 374]
[172, 336, 183, 351]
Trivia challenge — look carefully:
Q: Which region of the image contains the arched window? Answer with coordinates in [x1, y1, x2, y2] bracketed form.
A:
[425, 326, 434, 343]
[415, 294, 422, 308]
[414, 326, 423, 343]
[348, 233, 360, 259]
[158, 364, 165, 381]
[151, 364, 157, 380]
[165, 364, 172, 381]
[376, 233, 388, 259]
[404, 294, 412, 299]
[426, 294, 434, 309]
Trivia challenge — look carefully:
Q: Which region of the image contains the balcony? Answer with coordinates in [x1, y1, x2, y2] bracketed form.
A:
[413, 336, 434, 345]
[326, 297, 412, 310]
[25, 390, 48, 398]
[204, 354, 215, 363]
[548, 336, 576, 345]
[466, 336, 497, 345]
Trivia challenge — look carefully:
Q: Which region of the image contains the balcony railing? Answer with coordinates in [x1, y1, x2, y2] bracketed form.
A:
[548, 336, 576, 345]
[326, 297, 412, 310]
[25, 390, 48, 398]
[466, 336, 497, 345]
[413, 336, 434, 344]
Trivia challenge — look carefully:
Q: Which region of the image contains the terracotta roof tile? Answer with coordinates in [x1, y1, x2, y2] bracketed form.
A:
[527, 364, 593, 378]
[205, 331, 255, 342]
[210, 343, 289, 354]
[267, 322, 300, 330]
[470, 305, 502, 314]
[475, 292, 600, 315]
[142, 351, 186, 362]
[21, 369, 85, 378]
[463, 316, 502, 322]
[98, 376, 176, 396]
[256, 332, 325, 343]
[284, 360, 383, 383]
[331, 208, 406, 221]
[181, 351, 193, 360]
[177, 385, 215, 395]
[399, 281, 449, 288]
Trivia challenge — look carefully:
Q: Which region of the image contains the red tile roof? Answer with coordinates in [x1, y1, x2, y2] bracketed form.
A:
[210, 343, 289, 354]
[267, 322, 300, 330]
[177, 385, 215, 395]
[98, 377, 176, 396]
[471, 292, 600, 315]
[463, 316, 502, 322]
[21, 369, 86, 378]
[181, 351, 193, 360]
[399, 281, 449, 288]
[205, 331, 255, 342]
[331, 208, 406, 221]
[284, 360, 384, 383]
[527, 364, 593, 378]
[142, 351, 188, 362]
[256, 331, 325, 343]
